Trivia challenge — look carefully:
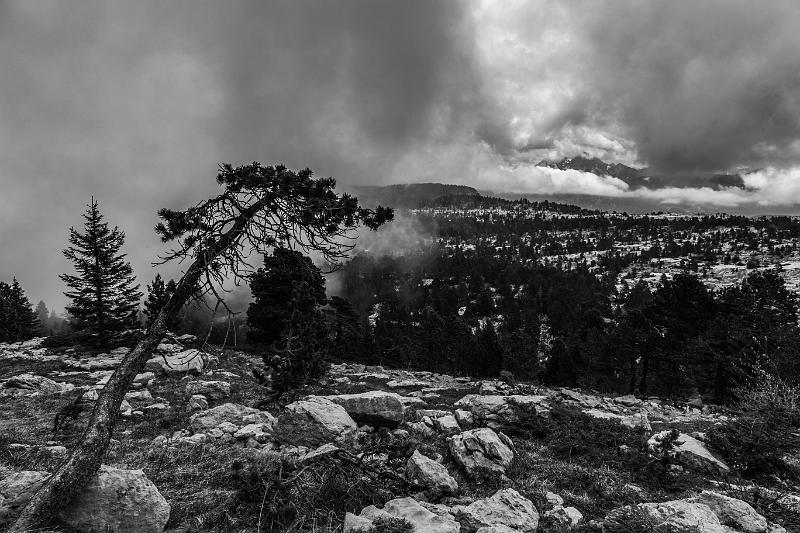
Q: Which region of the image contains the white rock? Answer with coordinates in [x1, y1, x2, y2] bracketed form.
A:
[455, 488, 539, 533]
[217, 421, 238, 434]
[191, 403, 275, 431]
[0, 373, 74, 395]
[648, 431, 730, 474]
[188, 394, 208, 411]
[233, 423, 266, 440]
[434, 414, 461, 435]
[344, 497, 459, 533]
[185, 380, 231, 400]
[544, 505, 583, 527]
[448, 428, 514, 476]
[323, 390, 405, 426]
[0, 467, 170, 533]
[277, 396, 357, 447]
[406, 450, 458, 496]
[146, 349, 205, 375]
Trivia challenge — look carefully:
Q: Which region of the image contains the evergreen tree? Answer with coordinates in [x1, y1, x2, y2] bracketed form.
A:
[0, 278, 39, 342]
[60, 198, 142, 344]
[35, 301, 49, 335]
[247, 248, 327, 345]
[143, 274, 179, 331]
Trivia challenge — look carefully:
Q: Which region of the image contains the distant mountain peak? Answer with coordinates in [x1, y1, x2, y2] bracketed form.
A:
[536, 156, 646, 183]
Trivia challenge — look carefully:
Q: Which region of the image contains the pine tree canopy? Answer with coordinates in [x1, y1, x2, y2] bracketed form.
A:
[0, 278, 39, 342]
[144, 273, 179, 330]
[60, 198, 142, 343]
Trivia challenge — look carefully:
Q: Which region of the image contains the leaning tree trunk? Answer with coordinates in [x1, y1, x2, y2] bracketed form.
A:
[10, 205, 262, 532]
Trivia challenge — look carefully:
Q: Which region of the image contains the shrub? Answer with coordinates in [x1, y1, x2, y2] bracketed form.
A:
[708, 366, 800, 482]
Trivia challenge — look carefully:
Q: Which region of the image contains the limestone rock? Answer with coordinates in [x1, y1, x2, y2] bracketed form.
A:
[0, 467, 169, 533]
[648, 431, 730, 474]
[188, 394, 208, 411]
[449, 428, 514, 476]
[1, 373, 74, 395]
[277, 396, 357, 446]
[146, 349, 205, 375]
[454, 488, 539, 533]
[190, 403, 275, 431]
[406, 450, 458, 496]
[0, 470, 50, 527]
[344, 497, 459, 533]
[323, 390, 405, 426]
[544, 505, 583, 527]
[605, 492, 782, 533]
[185, 380, 231, 400]
[434, 414, 461, 435]
[59, 466, 170, 533]
[690, 491, 769, 533]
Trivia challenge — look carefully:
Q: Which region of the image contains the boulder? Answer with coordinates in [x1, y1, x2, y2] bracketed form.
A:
[448, 428, 514, 476]
[190, 403, 276, 432]
[188, 394, 208, 411]
[0, 470, 50, 527]
[406, 450, 458, 497]
[146, 349, 205, 375]
[1, 373, 74, 395]
[544, 505, 583, 527]
[344, 497, 459, 533]
[690, 491, 769, 533]
[323, 391, 405, 426]
[277, 396, 357, 446]
[648, 431, 730, 474]
[185, 380, 231, 400]
[605, 492, 783, 533]
[454, 394, 550, 429]
[584, 408, 651, 431]
[0, 467, 170, 533]
[434, 415, 461, 435]
[454, 488, 539, 533]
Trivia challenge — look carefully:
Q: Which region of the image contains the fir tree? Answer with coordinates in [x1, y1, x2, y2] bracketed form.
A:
[0, 278, 39, 342]
[60, 198, 142, 344]
[35, 301, 49, 335]
[143, 274, 179, 330]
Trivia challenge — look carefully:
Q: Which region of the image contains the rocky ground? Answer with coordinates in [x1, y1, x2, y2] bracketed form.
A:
[0, 337, 798, 532]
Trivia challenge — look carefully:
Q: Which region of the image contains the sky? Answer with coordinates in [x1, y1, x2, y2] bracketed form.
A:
[2, 0, 800, 310]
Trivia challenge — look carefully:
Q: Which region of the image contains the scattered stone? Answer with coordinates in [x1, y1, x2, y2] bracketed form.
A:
[544, 505, 583, 527]
[545, 491, 565, 507]
[584, 408, 652, 431]
[454, 488, 539, 533]
[125, 389, 154, 402]
[119, 399, 133, 417]
[605, 491, 784, 533]
[434, 414, 461, 435]
[0, 467, 170, 533]
[454, 409, 474, 428]
[323, 390, 406, 426]
[277, 396, 357, 447]
[146, 349, 205, 375]
[185, 380, 231, 400]
[648, 431, 730, 474]
[406, 450, 458, 497]
[1, 373, 74, 396]
[190, 403, 274, 431]
[143, 402, 169, 411]
[449, 428, 514, 476]
[188, 394, 209, 411]
[217, 421, 238, 434]
[344, 497, 460, 533]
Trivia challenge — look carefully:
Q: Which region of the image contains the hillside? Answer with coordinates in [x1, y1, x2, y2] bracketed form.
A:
[1, 336, 798, 532]
[350, 183, 481, 208]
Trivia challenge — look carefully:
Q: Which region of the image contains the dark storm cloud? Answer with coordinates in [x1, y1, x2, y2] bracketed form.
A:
[565, 0, 800, 173]
[0, 0, 480, 310]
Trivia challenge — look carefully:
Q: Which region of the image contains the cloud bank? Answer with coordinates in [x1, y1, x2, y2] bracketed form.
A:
[2, 0, 800, 309]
